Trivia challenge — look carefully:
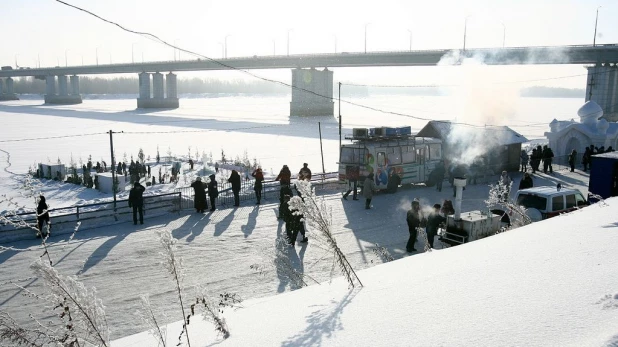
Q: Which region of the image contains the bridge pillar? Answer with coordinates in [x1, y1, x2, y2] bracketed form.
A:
[44, 75, 82, 105]
[137, 71, 179, 109]
[70, 75, 80, 95]
[290, 68, 334, 116]
[586, 64, 618, 122]
[0, 77, 19, 101]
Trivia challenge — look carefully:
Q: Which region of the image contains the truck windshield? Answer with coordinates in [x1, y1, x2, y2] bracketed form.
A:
[516, 194, 547, 210]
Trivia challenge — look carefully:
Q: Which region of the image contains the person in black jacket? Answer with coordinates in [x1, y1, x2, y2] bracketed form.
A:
[252, 167, 264, 205]
[406, 199, 424, 252]
[425, 204, 446, 249]
[431, 161, 446, 192]
[207, 174, 218, 212]
[128, 182, 145, 225]
[190, 177, 207, 213]
[518, 172, 533, 190]
[36, 195, 50, 237]
[228, 170, 241, 207]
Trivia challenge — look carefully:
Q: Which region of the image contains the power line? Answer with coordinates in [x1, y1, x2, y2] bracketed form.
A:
[0, 132, 106, 143]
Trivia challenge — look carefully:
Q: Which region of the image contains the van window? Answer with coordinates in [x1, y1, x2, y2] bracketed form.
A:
[389, 147, 402, 165]
[516, 194, 547, 210]
[402, 147, 416, 163]
[429, 144, 442, 160]
[341, 147, 367, 164]
[575, 193, 586, 207]
[552, 196, 564, 212]
[565, 194, 576, 209]
[377, 152, 386, 166]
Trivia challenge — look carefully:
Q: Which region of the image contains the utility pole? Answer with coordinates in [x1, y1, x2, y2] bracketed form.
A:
[109, 130, 120, 213]
[593, 6, 601, 47]
[338, 82, 342, 165]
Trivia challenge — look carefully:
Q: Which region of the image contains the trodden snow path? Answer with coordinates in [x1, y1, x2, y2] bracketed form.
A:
[0, 168, 591, 341]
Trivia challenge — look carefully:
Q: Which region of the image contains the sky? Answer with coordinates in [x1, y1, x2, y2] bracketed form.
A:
[2, 0, 618, 88]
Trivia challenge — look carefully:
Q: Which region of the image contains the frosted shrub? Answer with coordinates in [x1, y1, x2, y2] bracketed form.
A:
[484, 182, 531, 229]
[370, 243, 394, 263]
[289, 180, 363, 288]
[188, 286, 242, 339]
[157, 229, 191, 347]
[30, 258, 110, 347]
[137, 294, 167, 347]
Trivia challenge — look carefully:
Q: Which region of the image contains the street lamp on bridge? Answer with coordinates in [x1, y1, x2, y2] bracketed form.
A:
[14, 54, 19, 68]
[287, 29, 293, 56]
[225, 35, 231, 59]
[407, 29, 413, 51]
[463, 15, 471, 52]
[364, 23, 371, 53]
[501, 22, 506, 48]
[65, 49, 70, 67]
[593, 6, 601, 47]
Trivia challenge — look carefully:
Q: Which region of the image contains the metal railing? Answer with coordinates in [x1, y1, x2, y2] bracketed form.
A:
[0, 192, 181, 241]
[175, 172, 340, 210]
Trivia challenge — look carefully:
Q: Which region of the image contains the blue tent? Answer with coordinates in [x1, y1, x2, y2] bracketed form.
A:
[588, 152, 618, 202]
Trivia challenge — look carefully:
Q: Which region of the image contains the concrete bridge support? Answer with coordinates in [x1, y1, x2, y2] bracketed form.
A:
[44, 75, 83, 105]
[586, 64, 618, 122]
[137, 72, 179, 109]
[290, 68, 334, 116]
[0, 77, 19, 101]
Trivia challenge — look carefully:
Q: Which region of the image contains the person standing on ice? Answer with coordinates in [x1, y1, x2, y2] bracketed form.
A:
[252, 167, 264, 205]
[207, 174, 218, 212]
[215, 162, 219, 173]
[190, 176, 207, 213]
[406, 199, 424, 253]
[228, 169, 241, 207]
[520, 149, 529, 172]
[362, 173, 377, 209]
[568, 149, 577, 172]
[36, 195, 50, 237]
[128, 182, 145, 225]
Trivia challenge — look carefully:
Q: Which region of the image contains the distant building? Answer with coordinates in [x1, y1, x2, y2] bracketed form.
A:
[545, 101, 618, 159]
[416, 121, 528, 173]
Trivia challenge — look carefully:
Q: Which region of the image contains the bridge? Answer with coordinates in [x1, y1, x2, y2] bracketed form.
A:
[1, 44, 617, 117]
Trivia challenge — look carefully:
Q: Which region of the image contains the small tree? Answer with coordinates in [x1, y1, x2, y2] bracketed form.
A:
[138, 148, 145, 164]
[156, 146, 161, 164]
[221, 150, 226, 164]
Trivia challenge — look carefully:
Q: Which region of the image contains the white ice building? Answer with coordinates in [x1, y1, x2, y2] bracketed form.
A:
[545, 100, 618, 158]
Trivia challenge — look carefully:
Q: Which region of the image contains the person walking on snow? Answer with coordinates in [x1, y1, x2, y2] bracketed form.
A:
[298, 163, 312, 181]
[128, 182, 145, 225]
[425, 203, 446, 249]
[36, 195, 50, 237]
[228, 169, 241, 207]
[520, 149, 529, 172]
[568, 149, 577, 172]
[362, 173, 377, 209]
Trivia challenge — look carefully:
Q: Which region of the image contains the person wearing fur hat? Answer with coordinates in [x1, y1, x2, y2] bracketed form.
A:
[252, 167, 264, 205]
[36, 195, 50, 237]
[228, 170, 241, 207]
[129, 181, 145, 225]
[207, 174, 218, 212]
[190, 176, 207, 213]
[362, 173, 377, 209]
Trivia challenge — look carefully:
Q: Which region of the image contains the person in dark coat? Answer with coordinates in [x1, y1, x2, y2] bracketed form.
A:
[207, 174, 218, 212]
[520, 149, 529, 172]
[568, 149, 577, 172]
[282, 195, 308, 246]
[542, 145, 554, 174]
[276, 165, 291, 186]
[363, 173, 377, 209]
[36, 195, 50, 237]
[425, 204, 446, 249]
[128, 182, 145, 225]
[278, 184, 293, 219]
[252, 167, 264, 204]
[518, 172, 533, 190]
[298, 163, 312, 181]
[189, 159, 194, 170]
[406, 199, 424, 252]
[432, 161, 446, 192]
[190, 177, 207, 213]
[228, 170, 241, 207]
[386, 171, 401, 194]
[582, 147, 591, 172]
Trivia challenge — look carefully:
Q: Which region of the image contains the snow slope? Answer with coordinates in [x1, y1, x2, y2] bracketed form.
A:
[114, 197, 618, 347]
